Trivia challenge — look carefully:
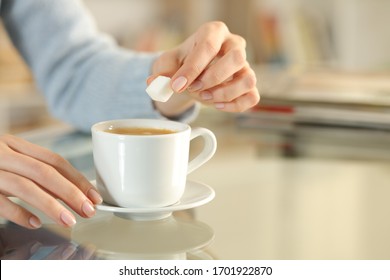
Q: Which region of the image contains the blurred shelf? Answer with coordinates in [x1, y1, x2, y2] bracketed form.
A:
[235, 65, 390, 160]
[256, 65, 390, 106]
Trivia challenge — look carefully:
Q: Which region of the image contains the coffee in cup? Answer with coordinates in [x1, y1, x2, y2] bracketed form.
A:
[91, 119, 217, 208]
[104, 127, 176, 136]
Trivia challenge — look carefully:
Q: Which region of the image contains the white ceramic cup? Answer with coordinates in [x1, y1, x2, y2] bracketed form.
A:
[91, 119, 217, 208]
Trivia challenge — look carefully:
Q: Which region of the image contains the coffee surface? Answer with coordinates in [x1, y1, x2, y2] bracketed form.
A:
[104, 127, 176, 135]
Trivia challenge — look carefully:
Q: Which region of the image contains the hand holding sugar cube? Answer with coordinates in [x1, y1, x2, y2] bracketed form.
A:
[146, 76, 174, 103]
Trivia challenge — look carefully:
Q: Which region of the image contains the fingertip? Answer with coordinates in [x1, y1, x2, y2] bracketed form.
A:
[30, 241, 42, 255]
[60, 211, 76, 227]
[61, 244, 78, 259]
[82, 200, 96, 218]
[214, 103, 225, 110]
[188, 81, 203, 92]
[82, 244, 97, 260]
[29, 216, 42, 229]
[87, 188, 103, 205]
[171, 76, 188, 92]
[146, 75, 156, 85]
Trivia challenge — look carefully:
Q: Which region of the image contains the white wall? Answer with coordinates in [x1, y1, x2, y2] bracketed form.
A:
[82, 0, 161, 39]
[332, 0, 390, 71]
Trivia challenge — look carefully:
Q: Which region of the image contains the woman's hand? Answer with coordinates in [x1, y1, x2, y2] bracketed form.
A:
[148, 21, 260, 118]
[0, 134, 102, 229]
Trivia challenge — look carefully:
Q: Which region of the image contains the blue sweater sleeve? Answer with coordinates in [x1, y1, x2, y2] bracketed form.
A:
[0, 0, 198, 132]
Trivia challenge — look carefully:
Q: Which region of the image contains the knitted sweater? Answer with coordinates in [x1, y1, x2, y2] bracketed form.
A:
[0, 0, 197, 132]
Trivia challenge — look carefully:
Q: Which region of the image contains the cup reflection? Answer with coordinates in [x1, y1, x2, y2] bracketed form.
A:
[71, 212, 214, 260]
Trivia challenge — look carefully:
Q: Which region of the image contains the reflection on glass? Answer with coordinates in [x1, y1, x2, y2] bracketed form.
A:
[71, 213, 214, 260]
[0, 223, 95, 260]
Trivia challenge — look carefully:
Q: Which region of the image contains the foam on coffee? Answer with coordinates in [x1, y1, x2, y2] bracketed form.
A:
[104, 127, 176, 135]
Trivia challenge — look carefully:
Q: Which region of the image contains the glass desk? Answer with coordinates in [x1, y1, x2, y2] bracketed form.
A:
[2, 112, 390, 260]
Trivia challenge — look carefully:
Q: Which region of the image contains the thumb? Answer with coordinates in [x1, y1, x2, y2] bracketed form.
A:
[148, 50, 181, 85]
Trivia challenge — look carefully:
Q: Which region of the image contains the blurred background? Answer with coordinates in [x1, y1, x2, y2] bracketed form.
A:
[2, 0, 390, 260]
[2, 0, 390, 139]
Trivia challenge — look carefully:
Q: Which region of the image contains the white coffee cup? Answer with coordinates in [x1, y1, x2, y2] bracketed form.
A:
[91, 119, 217, 208]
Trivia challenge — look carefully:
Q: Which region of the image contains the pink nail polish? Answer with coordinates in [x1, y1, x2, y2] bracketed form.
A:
[62, 244, 77, 259]
[172, 76, 188, 92]
[60, 211, 76, 227]
[88, 188, 103, 204]
[188, 81, 203, 92]
[201, 91, 213, 100]
[82, 200, 96, 217]
[29, 216, 42, 229]
[29, 241, 42, 254]
[215, 103, 225, 109]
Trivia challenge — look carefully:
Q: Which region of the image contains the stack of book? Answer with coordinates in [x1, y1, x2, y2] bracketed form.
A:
[237, 67, 390, 132]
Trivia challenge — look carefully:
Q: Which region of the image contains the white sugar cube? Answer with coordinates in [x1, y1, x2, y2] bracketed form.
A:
[146, 76, 174, 102]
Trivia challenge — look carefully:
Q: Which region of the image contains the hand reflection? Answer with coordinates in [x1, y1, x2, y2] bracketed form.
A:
[1, 241, 41, 260]
[1, 240, 95, 260]
[0, 223, 96, 260]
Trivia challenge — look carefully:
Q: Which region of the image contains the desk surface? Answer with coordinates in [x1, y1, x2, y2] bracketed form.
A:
[2, 112, 390, 260]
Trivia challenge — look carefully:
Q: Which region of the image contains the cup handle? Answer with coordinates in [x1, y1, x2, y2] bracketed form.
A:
[187, 127, 217, 174]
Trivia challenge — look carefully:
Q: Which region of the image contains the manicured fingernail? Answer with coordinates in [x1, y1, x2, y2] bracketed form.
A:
[172, 76, 187, 92]
[188, 81, 203, 92]
[82, 200, 96, 217]
[30, 241, 42, 255]
[62, 244, 78, 259]
[201, 91, 213, 100]
[82, 244, 97, 259]
[215, 103, 225, 109]
[88, 188, 103, 204]
[29, 216, 42, 229]
[60, 211, 76, 227]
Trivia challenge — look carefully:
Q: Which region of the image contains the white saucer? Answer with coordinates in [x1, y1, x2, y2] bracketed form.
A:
[92, 180, 215, 221]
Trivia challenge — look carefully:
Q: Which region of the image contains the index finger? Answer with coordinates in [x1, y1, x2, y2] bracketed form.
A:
[171, 22, 228, 92]
[3, 135, 102, 205]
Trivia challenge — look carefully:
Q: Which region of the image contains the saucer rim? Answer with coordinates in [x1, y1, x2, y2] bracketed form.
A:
[92, 180, 215, 214]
